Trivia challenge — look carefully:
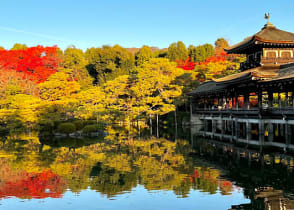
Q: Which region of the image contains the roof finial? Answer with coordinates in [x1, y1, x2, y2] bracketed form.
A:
[264, 12, 270, 21]
[263, 12, 275, 29]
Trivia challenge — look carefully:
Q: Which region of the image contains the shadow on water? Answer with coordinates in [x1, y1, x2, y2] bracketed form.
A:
[39, 136, 104, 149]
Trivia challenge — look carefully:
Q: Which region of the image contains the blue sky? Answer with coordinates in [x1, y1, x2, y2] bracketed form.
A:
[1, 0, 294, 50]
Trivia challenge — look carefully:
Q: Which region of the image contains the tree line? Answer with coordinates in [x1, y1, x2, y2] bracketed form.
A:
[0, 38, 243, 135]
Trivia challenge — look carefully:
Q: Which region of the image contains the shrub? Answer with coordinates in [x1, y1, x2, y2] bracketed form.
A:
[82, 124, 103, 134]
[0, 126, 8, 135]
[83, 120, 97, 126]
[73, 120, 83, 131]
[57, 123, 76, 134]
[38, 119, 54, 131]
[53, 120, 62, 130]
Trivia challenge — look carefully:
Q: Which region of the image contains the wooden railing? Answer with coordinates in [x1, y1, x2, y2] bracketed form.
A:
[193, 107, 294, 115]
[261, 57, 294, 64]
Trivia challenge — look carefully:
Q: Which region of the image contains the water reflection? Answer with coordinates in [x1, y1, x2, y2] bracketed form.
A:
[0, 127, 293, 209]
[192, 137, 294, 209]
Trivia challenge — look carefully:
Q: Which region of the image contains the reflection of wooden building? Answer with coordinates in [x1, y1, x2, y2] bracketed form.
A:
[230, 188, 294, 210]
[189, 19, 294, 151]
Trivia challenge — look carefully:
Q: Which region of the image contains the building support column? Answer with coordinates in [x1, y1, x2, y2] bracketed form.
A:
[203, 119, 206, 137]
[204, 97, 207, 110]
[220, 115, 224, 141]
[235, 118, 238, 142]
[259, 119, 264, 151]
[268, 123, 274, 143]
[212, 118, 216, 138]
[278, 92, 281, 109]
[268, 91, 273, 108]
[244, 92, 249, 110]
[235, 93, 239, 110]
[285, 121, 290, 151]
[230, 118, 234, 143]
[258, 89, 262, 109]
[292, 91, 294, 109]
[246, 121, 251, 143]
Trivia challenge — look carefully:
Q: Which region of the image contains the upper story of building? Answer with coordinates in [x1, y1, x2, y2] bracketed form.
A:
[225, 16, 294, 71]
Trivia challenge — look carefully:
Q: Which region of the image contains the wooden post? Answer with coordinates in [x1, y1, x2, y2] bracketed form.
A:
[246, 121, 251, 143]
[268, 123, 274, 142]
[278, 92, 281, 109]
[235, 92, 239, 110]
[258, 89, 262, 109]
[203, 119, 207, 137]
[292, 91, 294, 108]
[212, 119, 215, 138]
[259, 119, 264, 150]
[244, 92, 249, 110]
[220, 115, 224, 141]
[285, 122, 290, 150]
[231, 118, 234, 142]
[204, 97, 207, 110]
[268, 91, 273, 108]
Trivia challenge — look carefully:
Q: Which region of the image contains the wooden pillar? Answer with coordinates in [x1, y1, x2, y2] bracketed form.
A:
[247, 151, 252, 168]
[230, 119, 234, 142]
[268, 91, 273, 108]
[259, 119, 264, 149]
[268, 123, 274, 142]
[203, 119, 207, 137]
[258, 89, 262, 109]
[235, 118, 238, 140]
[246, 121, 251, 142]
[244, 92, 249, 110]
[235, 93, 239, 110]
[212, 119, 216, 138]
[220, 116, 224, 141]
[292, 91, 294, 108]
[235, 150, 240, 164]
[204, 97, 207, 110]
[285, 121, 290, 149]
[278, 92, 281, 109]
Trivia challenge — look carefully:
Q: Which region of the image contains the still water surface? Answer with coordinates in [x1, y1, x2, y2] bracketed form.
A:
[0, 127, 293, 210]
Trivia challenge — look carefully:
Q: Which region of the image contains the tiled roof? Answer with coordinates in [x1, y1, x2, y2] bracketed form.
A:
[189, 65, 287, 96]
[225, 24, 294, 54]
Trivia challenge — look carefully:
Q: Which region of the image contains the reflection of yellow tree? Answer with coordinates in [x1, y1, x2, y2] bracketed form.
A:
[0, 133, 234, 198]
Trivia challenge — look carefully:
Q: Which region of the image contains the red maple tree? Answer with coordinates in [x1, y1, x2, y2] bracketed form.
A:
[0, 46, 60, 83]
[176, 53, 228, 71]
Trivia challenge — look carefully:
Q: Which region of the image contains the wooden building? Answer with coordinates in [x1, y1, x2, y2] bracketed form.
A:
[189, 18, 294, 151]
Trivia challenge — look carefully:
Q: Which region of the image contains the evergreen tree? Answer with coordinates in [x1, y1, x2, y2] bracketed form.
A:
[135, 45, 153, 66]
[189, 44, 214, 62]
[167, 41, 188, 61]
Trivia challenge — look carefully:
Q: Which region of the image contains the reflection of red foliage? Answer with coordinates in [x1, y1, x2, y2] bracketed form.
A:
[222, 181, 232, 187]
[0, 46, 59, 83]
[0, 170, 65, 199]
[193, 169, 200, 178]
[176, 53, 228, 70]
[188, 169, 233, 194]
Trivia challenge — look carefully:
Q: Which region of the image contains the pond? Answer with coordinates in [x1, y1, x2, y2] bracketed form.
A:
[0, 126, 293, 210]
